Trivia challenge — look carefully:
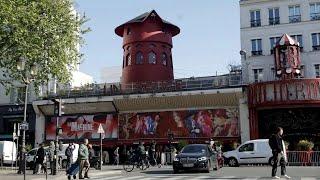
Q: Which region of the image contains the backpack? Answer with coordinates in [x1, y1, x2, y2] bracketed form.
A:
[268, 135, 275, 150]
[65, 146, 72, 157]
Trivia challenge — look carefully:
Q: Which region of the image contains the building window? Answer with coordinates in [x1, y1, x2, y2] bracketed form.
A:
[315, 64, 320, 78]
[127, 28, 131, 35]
[250, 10, 261, 27]
[135, 44, 142, 48]
[161, 53, 167, 66]
[270, 37, 281, 54]
[253, 69, 263, 82]
[122, 56, 125, 68]
[312, 33, 320, 50]
[310, 3, 320, 21]
[148, 51, 156, 64]
[170, 55, 173, 68]
[251, 39, 262, 56]
[269, 8, 280, 25]
[127, 46, 131, 51]
[149, 44, 156, 48]
[291, 35, 303, 51]
[300, 65, 305, 77]
[135, 51, 143, 64]
[126, 54, 131, 66]
[289, 5, 301, 23]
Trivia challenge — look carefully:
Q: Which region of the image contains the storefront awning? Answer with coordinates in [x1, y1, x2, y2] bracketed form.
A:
[37, 101, 117, 116]
[114, 88, 242, 112]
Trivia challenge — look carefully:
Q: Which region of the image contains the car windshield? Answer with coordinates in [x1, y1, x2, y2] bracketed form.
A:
[181, 145, 206, 154]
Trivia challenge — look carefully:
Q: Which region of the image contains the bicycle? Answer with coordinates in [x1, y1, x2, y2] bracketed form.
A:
[123, 152, 147, 172]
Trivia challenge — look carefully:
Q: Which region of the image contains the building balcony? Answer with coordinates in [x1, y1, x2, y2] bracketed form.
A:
[40, 74, 243, 99]
[250, 19, 261, 27]
[310, 13, 320, 21]
[252, 50, 262, 56]
[269, 17, 280, 25]
[248, 79, 320, 108]
[289, 15, 301, 23]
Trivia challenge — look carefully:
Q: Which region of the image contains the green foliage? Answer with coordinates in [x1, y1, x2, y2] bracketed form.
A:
[0, 0, 90, 90]
[177, 140, 188, 151]
[25, 144, 33, 152]
[297, 140, 314, 151]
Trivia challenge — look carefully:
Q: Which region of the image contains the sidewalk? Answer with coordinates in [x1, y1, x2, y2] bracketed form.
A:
[0, 165, 123, 180]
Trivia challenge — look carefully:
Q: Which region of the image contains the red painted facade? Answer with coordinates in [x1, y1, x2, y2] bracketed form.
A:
[115, 10, 180, 84]
[247, 34, 320, 140]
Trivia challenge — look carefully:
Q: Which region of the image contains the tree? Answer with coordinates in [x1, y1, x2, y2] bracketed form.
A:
[0, 0, 90, 91]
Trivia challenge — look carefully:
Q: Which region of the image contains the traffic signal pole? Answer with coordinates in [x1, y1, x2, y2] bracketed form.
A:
[52, 98, 63, 175]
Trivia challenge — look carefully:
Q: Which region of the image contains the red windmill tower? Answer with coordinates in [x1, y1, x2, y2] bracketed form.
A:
[115, 10, 180, 85]
[274, 34, 301, 79]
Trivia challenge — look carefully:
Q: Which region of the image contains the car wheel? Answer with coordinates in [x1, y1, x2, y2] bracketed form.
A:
[228, 157, 239, 167]
[173, 168, 179, 174]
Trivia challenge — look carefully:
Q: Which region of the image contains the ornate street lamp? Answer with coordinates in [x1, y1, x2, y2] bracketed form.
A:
[17, 57, 37, 180]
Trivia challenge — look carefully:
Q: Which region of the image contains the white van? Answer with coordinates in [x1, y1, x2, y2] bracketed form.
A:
[223, 139, 273, 167]
[0, 141, 17, 164]
[26, 143, 79, 169]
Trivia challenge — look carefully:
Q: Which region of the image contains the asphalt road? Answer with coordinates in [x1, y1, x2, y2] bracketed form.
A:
[0, 166, 319, 180]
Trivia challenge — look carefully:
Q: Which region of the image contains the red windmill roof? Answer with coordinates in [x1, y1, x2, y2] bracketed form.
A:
[115, 10, 180, 37]
[276, 34, 299, 46]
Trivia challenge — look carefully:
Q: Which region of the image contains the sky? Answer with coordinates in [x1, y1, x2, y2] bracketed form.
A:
[74, 0, 241, 83]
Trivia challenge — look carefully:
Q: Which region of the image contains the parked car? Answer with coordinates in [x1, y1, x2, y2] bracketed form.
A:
[223, 139, 273, 167]
[0, 141, 17, 165]
[172, 144, 218, 173]
[26, 143, 79, 169]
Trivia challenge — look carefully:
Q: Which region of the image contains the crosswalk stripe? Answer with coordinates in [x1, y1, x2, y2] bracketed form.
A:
[93, 175, 124, 180]
[120, 176, 145, 180]
[165, 176, 189, 180]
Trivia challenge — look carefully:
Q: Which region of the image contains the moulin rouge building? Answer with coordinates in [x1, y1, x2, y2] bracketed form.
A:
[32, 8, 320, 150]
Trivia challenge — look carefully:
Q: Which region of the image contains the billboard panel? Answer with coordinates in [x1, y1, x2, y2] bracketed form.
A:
[119, 108, 239, 139]
[46, 114, 118, 140]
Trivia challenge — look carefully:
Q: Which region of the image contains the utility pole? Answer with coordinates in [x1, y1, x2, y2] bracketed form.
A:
[51, 99, 64, 175]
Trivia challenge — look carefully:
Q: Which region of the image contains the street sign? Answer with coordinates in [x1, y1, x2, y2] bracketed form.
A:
[19, 122, 29, 131]
[97, 123, 105, 134]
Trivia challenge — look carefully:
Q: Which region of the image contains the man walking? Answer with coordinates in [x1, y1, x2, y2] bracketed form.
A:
[65, 143, 75, 171]
[113, 147, 119, 166]
[269, 127, 290, 179]
[33, 143, 47, 174]
[79, 139, 89, 179]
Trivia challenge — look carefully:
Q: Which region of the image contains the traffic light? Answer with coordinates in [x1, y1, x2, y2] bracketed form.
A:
[52, 99, 64, 117]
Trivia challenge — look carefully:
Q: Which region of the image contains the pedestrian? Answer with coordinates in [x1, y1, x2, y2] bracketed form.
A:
[48, 141, 55, 175]
[88, 144, 95, 168]
[17, 145, 23, 174]
[113, 147, 119, 166]
[33, 143, 47, 174]
[79, 139, 89, 179]
[102, 151, 109, 165]
[150, 141, 156, 165]
[269, 127, 291, 179]
[65, 143, 75, 171]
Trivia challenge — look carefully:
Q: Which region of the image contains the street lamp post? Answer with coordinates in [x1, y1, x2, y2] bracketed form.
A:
[17, 57, 37, 180]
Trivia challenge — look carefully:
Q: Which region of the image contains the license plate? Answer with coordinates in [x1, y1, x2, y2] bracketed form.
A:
[183, 163, 194, 167]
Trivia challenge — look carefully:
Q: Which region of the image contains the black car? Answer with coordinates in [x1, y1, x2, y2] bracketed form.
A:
[172, 144, 218, 173]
